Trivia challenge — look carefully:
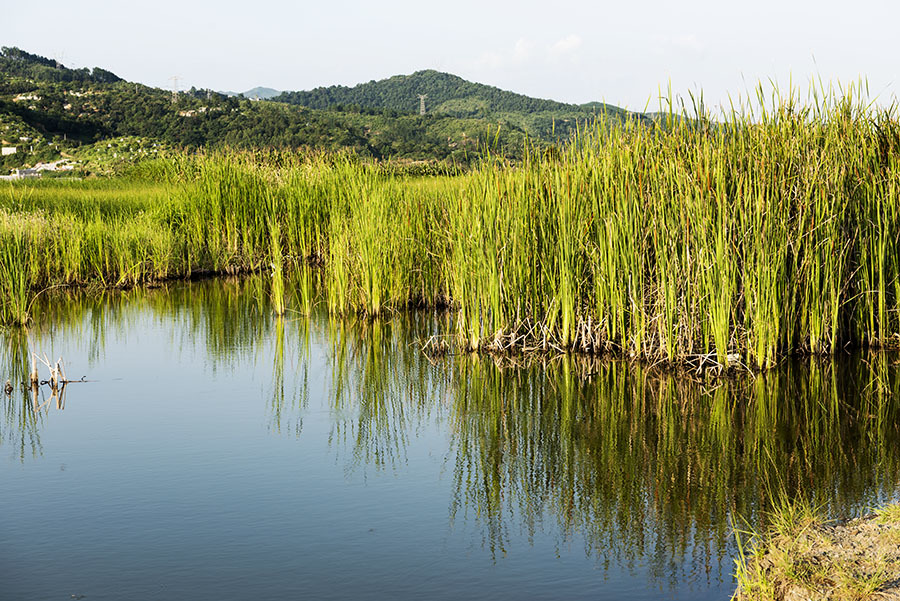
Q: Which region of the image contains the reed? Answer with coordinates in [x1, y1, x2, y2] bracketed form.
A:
[0, 213, 39, 325]
[2, 85, 900, 367]
[269, 218, 285, 316]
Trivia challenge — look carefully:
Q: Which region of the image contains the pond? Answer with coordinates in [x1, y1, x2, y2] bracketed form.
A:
[2, 276, 899, 600]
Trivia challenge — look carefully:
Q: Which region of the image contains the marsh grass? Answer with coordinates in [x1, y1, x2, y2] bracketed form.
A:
[3, 86, 900, 366]
[733, 498, 900, 601]
[268, 218, 285, 316]
[874, 503, 900, 524]
[0, 210, 44, 325]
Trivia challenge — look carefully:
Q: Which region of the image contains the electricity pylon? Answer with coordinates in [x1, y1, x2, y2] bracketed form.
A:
[169, 76, 180, 103]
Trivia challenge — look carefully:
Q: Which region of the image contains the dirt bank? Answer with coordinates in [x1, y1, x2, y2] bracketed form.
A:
[735, 504, 900, 601]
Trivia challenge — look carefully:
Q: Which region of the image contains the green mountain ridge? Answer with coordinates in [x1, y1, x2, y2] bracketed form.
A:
[275, 70, 590, 113]
[273, 70, 645, 139]
[0, 45, 122, 86]
[221, 86, 282, 100]
[0, 46, 649, 171]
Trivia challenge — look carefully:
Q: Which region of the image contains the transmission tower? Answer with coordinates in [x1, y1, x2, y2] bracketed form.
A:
[417, 94, 427, 115]
[168, 76, 180, 103]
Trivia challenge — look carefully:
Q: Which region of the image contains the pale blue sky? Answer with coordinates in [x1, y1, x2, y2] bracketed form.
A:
[5, 0, 898, 111]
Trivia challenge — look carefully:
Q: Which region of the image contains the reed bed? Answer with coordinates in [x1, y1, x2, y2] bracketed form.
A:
[2, 86, 900, 368]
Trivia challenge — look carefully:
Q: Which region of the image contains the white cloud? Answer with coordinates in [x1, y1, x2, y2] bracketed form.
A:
[474, 34, 582, 71]
[662, 34, 705, 53]
[512, 38, 534, 63]
[549, 34, 583, 58]
[475, 51, 505, 69]
[477, 37, 535, 69]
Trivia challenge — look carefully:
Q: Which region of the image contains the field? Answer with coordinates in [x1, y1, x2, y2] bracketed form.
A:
[2, 87, 900, 370]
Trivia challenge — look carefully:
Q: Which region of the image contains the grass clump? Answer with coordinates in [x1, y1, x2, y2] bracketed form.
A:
[0, 211, 41, 325]
[733, 501, 900, 600]
[874, 503, 900, 524]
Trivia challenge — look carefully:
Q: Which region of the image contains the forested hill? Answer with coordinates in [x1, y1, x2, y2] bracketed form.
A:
[0, 46, 121, 85]
[273, 70, 645, 139]
[0, 46, 659, 172]
[274, 70, 594, 114]
[0, 47, 536, 168]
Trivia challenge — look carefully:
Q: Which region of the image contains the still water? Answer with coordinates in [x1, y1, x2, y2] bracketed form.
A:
[2, 276, 899, 600]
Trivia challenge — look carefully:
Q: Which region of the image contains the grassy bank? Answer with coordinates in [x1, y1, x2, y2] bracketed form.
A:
[733, 500, 900, 600]
[3, 86, 900, 368]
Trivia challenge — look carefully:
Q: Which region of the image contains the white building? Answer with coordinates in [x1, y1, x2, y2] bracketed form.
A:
[1, 146, 16, 156]
[0, 168, 40, 181]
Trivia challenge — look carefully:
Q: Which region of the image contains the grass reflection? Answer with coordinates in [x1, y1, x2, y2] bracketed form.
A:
[0, 278, 897, 586]
[441, 355, 900, 574]
[0, 329, 43, 460]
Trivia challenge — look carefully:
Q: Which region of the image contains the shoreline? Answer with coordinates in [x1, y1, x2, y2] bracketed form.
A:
[734, 502, 900, 600]
[16, 267, 900, 376]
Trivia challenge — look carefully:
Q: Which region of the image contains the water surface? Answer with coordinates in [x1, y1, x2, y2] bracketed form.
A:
[2, 277, 899, 600]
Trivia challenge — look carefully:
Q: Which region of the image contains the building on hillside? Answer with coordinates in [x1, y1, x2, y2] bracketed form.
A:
[1, 146, 16, 155]
[0, 160, 77, 181]
[0, 168, 40, 181]
[35, 160, 74, 172]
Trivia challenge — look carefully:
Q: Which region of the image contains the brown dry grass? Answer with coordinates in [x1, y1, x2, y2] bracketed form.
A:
[734, 503, 900, 601]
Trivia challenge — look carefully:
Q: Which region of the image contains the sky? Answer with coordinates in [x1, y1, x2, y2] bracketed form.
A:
[5, 0, 898, 112]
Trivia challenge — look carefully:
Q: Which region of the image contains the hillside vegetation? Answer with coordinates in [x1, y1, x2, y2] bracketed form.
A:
[0, 47, 549, 169]
[274, 69, 645, 139]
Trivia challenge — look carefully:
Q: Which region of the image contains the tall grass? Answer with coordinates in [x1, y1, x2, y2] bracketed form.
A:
[0, 212, 40, 325]
[2, 85, 900, 367]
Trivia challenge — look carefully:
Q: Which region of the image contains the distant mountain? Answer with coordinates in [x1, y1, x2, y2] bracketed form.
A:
[222, 86, 282, 100]
[273, 70, 645, 140]
[1, 46, 660, 168]
[0, 47, 535, 166]
[274, 70, 584, 113]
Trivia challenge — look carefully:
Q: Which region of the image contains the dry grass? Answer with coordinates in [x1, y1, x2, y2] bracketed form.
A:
[734, 503, 900, 601]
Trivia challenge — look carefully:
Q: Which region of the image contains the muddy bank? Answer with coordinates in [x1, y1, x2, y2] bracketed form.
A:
[735, 504, 900, 600]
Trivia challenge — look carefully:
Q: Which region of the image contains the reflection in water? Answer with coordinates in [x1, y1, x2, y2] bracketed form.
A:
[326, 315, 450, 472]
[305, 306, 900, 583]
[442, 355, 900, 581]
[1, 275, 899, 588]
[1, 330, 43, 460]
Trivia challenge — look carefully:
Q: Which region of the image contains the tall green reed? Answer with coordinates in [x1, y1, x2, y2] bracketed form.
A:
[3, 85, 900, 368]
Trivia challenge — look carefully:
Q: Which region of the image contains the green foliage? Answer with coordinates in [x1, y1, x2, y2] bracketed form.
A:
[3, 85, 900, 369]
[0, 48, 532, 163]
[0, 46, 122, 84]
[272, 69, 639, 141]
[275, 69, 611, 115]
[0, 214, 37, 325]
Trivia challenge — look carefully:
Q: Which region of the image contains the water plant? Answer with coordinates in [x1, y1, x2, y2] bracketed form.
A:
[0, 213, 38, 325]
[2, 84, 900, 368]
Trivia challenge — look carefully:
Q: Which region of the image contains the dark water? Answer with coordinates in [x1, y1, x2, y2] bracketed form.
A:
[2, 277, 899, 601]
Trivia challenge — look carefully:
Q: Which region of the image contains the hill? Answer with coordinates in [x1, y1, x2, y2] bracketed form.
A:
[1, 47, 660, 173]
[273, 70, 646, 139]
[0, 46, 121, 86]
[0, 47, 537, 172]
[221, 86, 282, 100]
